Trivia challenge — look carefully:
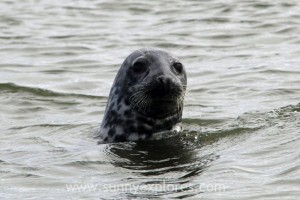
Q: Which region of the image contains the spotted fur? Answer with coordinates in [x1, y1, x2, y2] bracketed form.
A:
[98, 48, 187, 143]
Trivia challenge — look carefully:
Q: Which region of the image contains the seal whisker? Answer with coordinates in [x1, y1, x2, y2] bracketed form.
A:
[136, 94, 147, 111]
[141, 93, 151, 112]
[138, 94, 151, 112]
[177, 94, 183, 116]
[182, 90, 189, 102]
[140, 95, 149, 112]
[130, 95, 144, 110]
[138, 93, 147, 111]
[129, 88, 151, 111]
[129, 87, 149, 98]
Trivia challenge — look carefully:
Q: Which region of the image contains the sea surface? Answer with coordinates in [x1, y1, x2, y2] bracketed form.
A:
[0, 0, 299, 199]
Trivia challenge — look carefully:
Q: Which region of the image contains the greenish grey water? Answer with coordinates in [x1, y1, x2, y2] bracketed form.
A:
[0, 0, 300, 199]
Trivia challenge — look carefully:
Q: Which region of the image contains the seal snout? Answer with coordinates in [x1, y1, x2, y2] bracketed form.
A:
[150, 75, 181, 97]
[156, 75, 172, 88]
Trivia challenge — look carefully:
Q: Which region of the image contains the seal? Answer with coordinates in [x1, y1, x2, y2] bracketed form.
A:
[98, 48, 187, 143]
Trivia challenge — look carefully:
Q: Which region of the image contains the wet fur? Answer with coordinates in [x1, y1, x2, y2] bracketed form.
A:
[98, 48, 187, 143]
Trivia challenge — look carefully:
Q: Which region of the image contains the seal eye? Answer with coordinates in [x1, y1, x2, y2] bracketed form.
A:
[132, 61, 147, 74]
[173, 62, 183, 74]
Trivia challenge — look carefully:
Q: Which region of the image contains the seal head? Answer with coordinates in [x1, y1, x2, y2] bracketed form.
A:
[98, 48, 187, 142]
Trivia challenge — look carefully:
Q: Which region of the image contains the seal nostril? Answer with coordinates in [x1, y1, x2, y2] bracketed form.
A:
[156, 76, 165, 85]
[155, 76, 174, 91]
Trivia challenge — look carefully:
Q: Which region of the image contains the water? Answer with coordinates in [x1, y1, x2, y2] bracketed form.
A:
[0, 0, 300, 199]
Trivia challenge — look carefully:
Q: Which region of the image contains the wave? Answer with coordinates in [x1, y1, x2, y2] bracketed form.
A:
[182, 103, 300, 142]
[0, 82, 106, 99]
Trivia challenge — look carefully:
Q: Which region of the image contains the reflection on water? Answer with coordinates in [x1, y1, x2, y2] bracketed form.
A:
[107, 136, 210, 175]
[104, 134, 217, 199]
